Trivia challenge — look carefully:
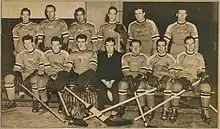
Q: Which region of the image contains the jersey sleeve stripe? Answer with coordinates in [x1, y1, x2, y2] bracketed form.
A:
[141, 67, 148, 71]
[89, 60, 98, 64]
[122, 66, 129, 70]
[66, 61, 73, 65]
[15, 63, 22, 67]
[39, 63, 44, 66]
[164, 35, 171, 40]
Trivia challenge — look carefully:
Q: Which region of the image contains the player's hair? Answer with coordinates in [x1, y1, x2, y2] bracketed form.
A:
[130, 39, 142, 46]
[184, 36, 195, 44]
[20, 8, 31, 16]
[74, 7, 86, 18]
[76, 34, 87, 41]
[105, 6, 118, 22]
[51, 36, 61, 45]
[156, 39, 167, 46]
[176, 9, 188, 14]
[45, 4, 56, 18]
[134, 8, 145, 13]
[105, 37, 116, 45]
[22, 34, 34, 43]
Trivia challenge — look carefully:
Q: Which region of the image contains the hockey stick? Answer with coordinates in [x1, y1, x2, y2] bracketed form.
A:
[134, 92, 148, 127]
[84, 88, 157, 121]
[65, 87, 133, 126]
[135, 78, 202, 121]
[58, 91, 88, 127]
[20, 84, 66, 123]
[209, 104, 218, 113]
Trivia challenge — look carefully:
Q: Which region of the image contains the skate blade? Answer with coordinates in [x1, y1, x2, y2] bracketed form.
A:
[38, 110, 48, 115]
[1, 108, 17, 113]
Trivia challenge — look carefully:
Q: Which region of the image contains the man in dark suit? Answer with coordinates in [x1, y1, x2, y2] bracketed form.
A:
[96, 37, 124, 112]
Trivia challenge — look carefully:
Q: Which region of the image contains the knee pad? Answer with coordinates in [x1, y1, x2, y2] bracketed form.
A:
[29, 75, 39, 84]
[118, 80, 129, 90]
[171, 82, 183, 93]
[200, 83, 211, 93]
[4, 74, 15, 84]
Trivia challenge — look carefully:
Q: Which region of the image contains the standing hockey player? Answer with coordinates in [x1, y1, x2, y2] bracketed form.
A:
[114, 39, 156, 121]
[98, 6, 128, 53]
[12, 8, 38, 57]
[148, 39, 176, 120]
[68, 8, 98, 53]
[96, 37, 123, 115]
[37, 5, 69, 52]
[127, 8, 159, 56]
[68, 34, 98, 118]
[164, 9, 199, 57]
[170, 36, 211, 124]
[2, 35, 48, 114]
[43, 36, 71, 114]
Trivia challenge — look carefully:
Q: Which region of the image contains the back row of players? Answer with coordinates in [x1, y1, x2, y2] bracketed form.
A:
[3, 5, 210, 125]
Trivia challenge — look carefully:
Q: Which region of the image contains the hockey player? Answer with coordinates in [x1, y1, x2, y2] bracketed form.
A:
[127, 8, 160, 56]
[96, 37, 123, 113]
[37, 5, 69, 52]
[68, 8, 98, 53]
[164, 9, 199, 57]
[114, 39, 156, 121]
[170, 36, 211, 124]
[2, 35, 48, 114]
[43, 36, 71, 114]
[12, 8, 38, 57]
[148, 39, 176, 120]
[98, 6, 128, 53]
[68, 34, 98, 118]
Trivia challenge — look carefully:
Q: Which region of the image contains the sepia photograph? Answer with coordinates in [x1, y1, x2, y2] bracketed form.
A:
[1, 0, 219, 128]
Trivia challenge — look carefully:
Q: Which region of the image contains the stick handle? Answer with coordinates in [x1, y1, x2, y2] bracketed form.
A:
[210, 104, 218, 113]
[84, 88, 157, 121]
[134, 92, 146, 123]
[20, 84, 65, 123]
[134, 89, 186, 121]
[58, 91, 71, 116]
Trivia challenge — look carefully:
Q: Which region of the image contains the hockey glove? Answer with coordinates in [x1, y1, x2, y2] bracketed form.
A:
[176, 77, 192, 92]
[61, 43, 68, 51]
[158, 75, 170, 92]
[126, 75, 133, 85]
[132, 74, 145, 91]
[146, 72, 158, 87]
[197, 72, 209, 83]
[13, 71, 23, 86]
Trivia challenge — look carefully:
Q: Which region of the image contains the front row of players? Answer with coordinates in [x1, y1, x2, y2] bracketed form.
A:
[2, 34, 211, 125]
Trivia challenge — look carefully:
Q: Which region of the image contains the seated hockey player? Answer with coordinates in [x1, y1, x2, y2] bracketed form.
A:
[170, 36, 211, 124]
[96, 37, 123, 111]
[2, 35, 48, 114]
[114, 39, 156, 121]
[148, 39, 176, 120]
[43, 36, 71, 114]
[67, 34, 98, 118]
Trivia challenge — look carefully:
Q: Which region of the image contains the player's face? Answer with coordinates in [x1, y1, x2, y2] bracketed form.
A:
[130, 42, 141, 55]
[176, 10, 187, 22]
[23, 39, 34, 52]
[108, 9, 117, 22]
[157, 41, 166, 54]
[105, 41, 115, 54]
[185, 38, 195, 53]
[46, 7, 55, 20]
[135, 9, 145, 22]
[21, 11, 30, 23]
[76, 11, 86, 23]
[77, 38, 87, 50]
[51, 41, 61, 53]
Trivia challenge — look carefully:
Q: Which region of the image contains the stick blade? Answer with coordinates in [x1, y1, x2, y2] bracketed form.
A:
[104, 118, 133, 126]
[68, 117, 88, 127]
